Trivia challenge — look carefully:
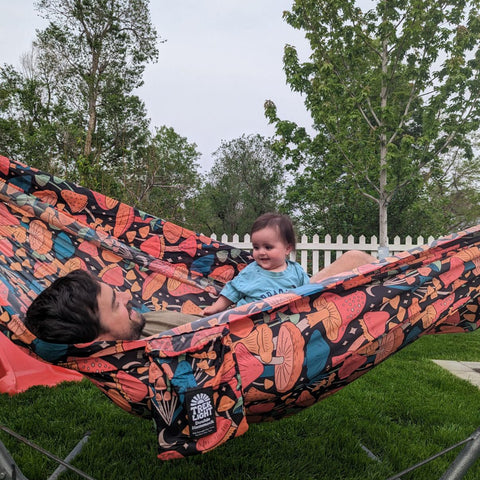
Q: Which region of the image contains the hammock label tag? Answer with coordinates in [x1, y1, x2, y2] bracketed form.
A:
[185, 387, 216, 439]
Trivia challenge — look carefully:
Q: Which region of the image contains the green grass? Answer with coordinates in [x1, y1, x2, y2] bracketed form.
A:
[2, 330, 480, 480]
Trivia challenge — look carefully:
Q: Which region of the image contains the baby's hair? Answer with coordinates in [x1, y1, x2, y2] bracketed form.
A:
[251, 213, 297, 250]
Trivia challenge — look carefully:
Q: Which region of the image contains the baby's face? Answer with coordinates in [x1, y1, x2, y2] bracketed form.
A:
[251, 226, 292, 272]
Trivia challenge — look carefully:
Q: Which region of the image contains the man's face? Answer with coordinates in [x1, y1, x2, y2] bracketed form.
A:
[96, 282, 146, 341]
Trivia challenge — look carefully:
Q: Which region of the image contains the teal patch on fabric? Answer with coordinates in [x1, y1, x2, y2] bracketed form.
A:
[33, 339, 69, 362]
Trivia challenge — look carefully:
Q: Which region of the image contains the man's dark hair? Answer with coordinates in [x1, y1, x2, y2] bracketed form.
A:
[251, 213, 297, 250]
[24, 269, 102, 344]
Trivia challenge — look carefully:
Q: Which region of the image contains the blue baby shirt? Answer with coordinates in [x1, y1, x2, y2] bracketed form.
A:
[221, 260, 310, 306]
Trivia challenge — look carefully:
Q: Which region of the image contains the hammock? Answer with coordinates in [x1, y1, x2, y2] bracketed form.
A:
[0, 156, 480, 461]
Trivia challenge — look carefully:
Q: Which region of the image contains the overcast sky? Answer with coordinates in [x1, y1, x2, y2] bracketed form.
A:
[0, 1, 313, 171]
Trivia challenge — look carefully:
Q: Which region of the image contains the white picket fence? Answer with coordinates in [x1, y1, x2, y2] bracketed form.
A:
[210, 233, 435, 276]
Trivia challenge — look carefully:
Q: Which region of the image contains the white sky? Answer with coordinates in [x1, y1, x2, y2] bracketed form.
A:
[0, 1, 313, 171]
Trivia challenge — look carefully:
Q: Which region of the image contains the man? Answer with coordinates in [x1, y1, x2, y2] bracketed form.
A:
[24, 269, 146, 343]
[24, 250, 376, 343]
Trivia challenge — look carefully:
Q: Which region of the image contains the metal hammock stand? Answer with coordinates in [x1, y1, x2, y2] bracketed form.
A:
[1, 424, 480, 480]
[0, 425, 92, 480]
[387, 426, 480, 479]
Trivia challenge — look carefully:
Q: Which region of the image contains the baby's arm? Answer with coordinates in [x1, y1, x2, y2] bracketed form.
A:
[203, 295, 234, 316]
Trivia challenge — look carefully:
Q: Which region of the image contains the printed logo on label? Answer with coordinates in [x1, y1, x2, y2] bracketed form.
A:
[185, 387, 217, 439]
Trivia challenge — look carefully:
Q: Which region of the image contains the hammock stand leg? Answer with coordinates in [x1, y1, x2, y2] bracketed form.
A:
[386, 426, 480, 480]
[0, 426, 92, 480]
[0, 438, 28, 480]
[439, 426, 480, 480]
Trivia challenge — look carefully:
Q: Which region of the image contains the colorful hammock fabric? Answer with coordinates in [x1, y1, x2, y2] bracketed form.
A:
[1, 156, 480, 460]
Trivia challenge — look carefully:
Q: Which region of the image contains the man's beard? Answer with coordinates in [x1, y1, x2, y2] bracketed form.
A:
[127, 303, 146, 340]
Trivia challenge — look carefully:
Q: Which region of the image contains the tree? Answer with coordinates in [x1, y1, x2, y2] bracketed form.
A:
[420, 135, 480, 233]
[194, 134, 285, 236]
[118, 126, 202, 225]
[32, 0, 159, 184]
[266, 0, 480, 249]
[0, 57, 82, 174]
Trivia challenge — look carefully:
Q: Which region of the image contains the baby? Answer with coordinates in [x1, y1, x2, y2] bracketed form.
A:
[203, 213, 309, 315]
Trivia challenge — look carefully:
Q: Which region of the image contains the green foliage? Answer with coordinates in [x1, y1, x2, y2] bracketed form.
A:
[117, 126, 203, 225]
[0, 2, 206, 229]
[0, 61, 82, 175]
[268, 0, 480, 242]
[34, 0, 159, 182]
[0, 0, 160, 195]
[193, 134, 285, 236]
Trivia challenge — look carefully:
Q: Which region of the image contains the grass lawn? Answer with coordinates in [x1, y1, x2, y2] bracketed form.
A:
[2, 330, 480, 480]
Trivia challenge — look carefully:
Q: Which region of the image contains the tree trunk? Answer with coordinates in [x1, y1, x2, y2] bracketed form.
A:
[83, 52, 99, 160]
[378, 35, 389, 257]
[84, 98, 96, 159]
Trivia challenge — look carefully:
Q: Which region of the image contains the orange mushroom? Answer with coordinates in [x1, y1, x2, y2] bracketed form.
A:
[181, 299, 203, 315]
[138, 225, 150, 238]
[205, 362, 237, 389]
[196, 416, 232, 452]
[295, 390, 316, 407]
[217, 395, 236, 412]
[359, 311, 389, 342]
[272, 322, 305, 393]
[244, 386, 276, 403]
[456, 247, 480, 263]
[374, 327, 404, 364]
[12, 226, 27, 244]
[439, 256, 464, 287]
[421, 294, 454, 329]
[0, 238, 14, 257]
[29, 220, 53, 255]
[102, 249, 123, 263]
[247, 402, 275, 414]
[116, 371, 149, 403]
[140, 235, 165, 259]
[0, 281, 9, 306]
[158, 450, 184, 461]
[163, 222, 194, 243]
[167, 270, 204, 297]
[104, 388, 133, 413]
[92, 191, 119, 211]
[60, 189, 88, 213]
[290, 296, 312, 313]
[306, 296, 341, 339]
[99, 264, 125, 287]
[237, 323, 274, 363]
[33, 261, 58, 279]
[209, 265, 235, 283]
[40, 206, 74, 229]
[0, 203, 20, 226]
[113, 203, 134, 238]
[142, 272, 167, 300]
[229, 317, 254, 339]
[338, 353, 367, 379]
[0, 156, 9, 174]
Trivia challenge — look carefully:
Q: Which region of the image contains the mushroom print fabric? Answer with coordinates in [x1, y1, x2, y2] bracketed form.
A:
[1, 156, 480, 460]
